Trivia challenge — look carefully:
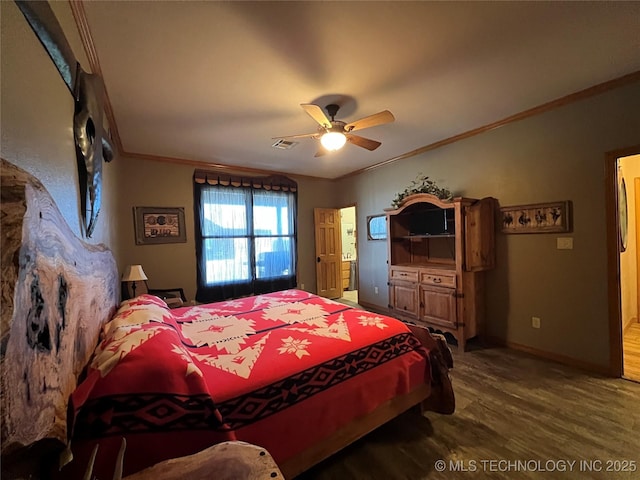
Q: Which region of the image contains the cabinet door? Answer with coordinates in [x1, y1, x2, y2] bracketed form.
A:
[465, 197, 496, 271]
[420, 285, 457, 328]
[389, 282, 419, 318]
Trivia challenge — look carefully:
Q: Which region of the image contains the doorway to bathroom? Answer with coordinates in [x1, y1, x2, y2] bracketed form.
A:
[339, 205, 359, 306]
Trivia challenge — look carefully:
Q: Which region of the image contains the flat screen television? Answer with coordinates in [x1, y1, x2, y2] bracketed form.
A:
[409, 208, 455, 236]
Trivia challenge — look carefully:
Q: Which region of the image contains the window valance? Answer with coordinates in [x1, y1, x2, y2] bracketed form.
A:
[194, 170, 297, 192]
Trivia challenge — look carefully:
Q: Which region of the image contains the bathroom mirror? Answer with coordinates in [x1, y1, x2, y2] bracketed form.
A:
[367, 214, 387, 240]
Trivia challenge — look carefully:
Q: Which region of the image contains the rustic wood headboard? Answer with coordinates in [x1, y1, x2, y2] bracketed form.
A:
[1, 158, 118, 461]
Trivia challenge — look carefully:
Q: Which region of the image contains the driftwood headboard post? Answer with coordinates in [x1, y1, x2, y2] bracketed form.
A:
[1, 158, 118, 463]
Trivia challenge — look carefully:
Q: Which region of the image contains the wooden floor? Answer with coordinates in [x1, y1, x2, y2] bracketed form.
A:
[340, 290, 359, 305]
[623, 322, 640, 382]
[296, 347, 640, 480]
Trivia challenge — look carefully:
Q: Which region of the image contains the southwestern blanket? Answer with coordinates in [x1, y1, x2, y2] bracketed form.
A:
[65, 289, 454, 478]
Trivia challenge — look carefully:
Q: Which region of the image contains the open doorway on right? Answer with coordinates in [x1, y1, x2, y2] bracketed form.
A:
[618, 153, 640, 382]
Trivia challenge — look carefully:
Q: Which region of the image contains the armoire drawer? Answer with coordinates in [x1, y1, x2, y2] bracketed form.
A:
[420, 271, 456, 288]
[390, 267, 419, 282]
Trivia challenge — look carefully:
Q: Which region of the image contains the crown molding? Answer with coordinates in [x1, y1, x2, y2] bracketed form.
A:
[123, 151, 325, 182]
[69, 1, 639, 182]
[69, 0, 123, 154]
[336, 70, 640, 181]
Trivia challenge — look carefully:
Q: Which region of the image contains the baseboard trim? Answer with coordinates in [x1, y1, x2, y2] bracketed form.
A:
[486, 336, 611, 376]
[357, 301, 390, 316]
[623, 318, 637, 335]
[357, 306, 613, 376]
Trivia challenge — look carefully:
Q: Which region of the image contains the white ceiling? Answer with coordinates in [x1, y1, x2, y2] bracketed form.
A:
[82, 1, 640, 179]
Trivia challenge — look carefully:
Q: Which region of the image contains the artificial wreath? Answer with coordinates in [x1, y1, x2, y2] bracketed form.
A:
[391, 173, 452, 208]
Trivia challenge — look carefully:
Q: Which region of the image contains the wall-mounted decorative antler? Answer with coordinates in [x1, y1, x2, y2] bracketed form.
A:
[14, 0, 116, 237]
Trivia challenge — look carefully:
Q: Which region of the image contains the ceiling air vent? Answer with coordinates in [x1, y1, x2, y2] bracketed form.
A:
[272, 139, 298, 150]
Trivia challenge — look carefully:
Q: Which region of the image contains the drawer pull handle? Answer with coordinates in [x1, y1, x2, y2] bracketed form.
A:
[433, 278, 442, 283]
[400, 273, 408, 277]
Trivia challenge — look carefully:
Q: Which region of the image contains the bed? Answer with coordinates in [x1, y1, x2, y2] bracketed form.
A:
[1, 159, 454, 479]
[63, 290, 454, 478]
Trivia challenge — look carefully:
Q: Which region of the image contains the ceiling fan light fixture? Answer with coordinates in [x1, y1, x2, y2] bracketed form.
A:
[320, 131, 347, 151]
[275, 103, 394, 155]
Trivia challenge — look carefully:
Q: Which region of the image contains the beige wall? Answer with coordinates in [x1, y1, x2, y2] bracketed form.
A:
[619, 154, 640, 331]
[4, 0, 640, 371]
[336, 81, 640, 369]
[1, 1, 121, 253]
[296, 176, 337, 291]
[116, 156, 335, 301]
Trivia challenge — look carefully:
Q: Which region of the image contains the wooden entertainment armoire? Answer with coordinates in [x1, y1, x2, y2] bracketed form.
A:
[385, 193, 496, 351]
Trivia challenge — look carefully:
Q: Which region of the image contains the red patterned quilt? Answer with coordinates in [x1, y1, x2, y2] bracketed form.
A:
[64, 289, 453, 478]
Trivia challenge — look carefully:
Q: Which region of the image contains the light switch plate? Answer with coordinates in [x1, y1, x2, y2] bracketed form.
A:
[557, 237, 573, 250]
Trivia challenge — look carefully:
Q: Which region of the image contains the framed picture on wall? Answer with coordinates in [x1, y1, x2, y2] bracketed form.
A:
[500, 201, 571, 234]
[134, 206, 187, 245]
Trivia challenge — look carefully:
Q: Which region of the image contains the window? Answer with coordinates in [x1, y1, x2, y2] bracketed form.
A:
[194, 173, 297, 303]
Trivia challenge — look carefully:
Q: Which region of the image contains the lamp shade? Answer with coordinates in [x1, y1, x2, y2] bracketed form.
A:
[122, 264, 148, 282]
[320, 131, 347, 151]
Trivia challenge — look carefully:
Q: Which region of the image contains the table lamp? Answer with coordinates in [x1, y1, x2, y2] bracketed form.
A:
[121, 264, 148, 299]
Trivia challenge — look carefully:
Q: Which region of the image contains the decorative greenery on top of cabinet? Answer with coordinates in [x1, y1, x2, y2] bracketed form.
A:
[391, 174, 452, 208]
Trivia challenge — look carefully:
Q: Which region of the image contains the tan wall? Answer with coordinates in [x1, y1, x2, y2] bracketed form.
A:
[336, 81, 640, 368]
[296, 177, 338, 291]
[116, 156, 335, 301]
[619, 154, 640, 331]
[1, 1, 121, 252]
[4, 0, 640, 371]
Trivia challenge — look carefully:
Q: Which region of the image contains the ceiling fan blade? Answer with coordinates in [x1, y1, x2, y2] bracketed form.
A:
[345, 110, 395, 132]
[301, 104, 332, 129]
[347, 134, 382, 151]
[272, 132, 319, 140]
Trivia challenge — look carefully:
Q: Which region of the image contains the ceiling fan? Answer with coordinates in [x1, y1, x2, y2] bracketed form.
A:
[273, 104, 395, 157]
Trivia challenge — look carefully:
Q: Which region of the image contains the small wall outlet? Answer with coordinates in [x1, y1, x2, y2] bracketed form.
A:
[374, 286, 379, 295]
[532, 316, 541, 329]
[300, 283, 305, 290]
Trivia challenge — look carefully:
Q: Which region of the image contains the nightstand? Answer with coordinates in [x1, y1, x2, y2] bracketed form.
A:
[148, 288, 187, 309]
